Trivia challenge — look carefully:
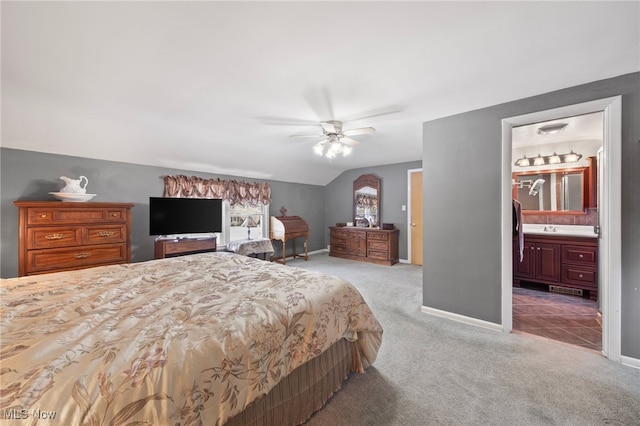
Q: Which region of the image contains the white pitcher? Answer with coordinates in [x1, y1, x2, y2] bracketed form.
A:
[59, 176, 88, 194]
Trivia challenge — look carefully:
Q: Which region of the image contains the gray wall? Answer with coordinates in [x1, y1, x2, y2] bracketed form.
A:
[324, 161, 422, 261]
[0, 148, 325, 278]
[422, 72, 640, 358]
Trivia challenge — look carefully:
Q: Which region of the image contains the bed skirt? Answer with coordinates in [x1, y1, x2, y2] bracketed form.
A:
[225, 338, 354, 425]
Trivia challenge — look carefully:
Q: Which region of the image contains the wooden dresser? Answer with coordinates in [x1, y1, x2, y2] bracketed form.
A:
[14, 201, 134, 276]
[329, 226, 399, 266]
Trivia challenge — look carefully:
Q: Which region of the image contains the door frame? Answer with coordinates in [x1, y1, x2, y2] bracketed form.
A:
[407, 168, 423, 264]
[501, 96, 622, 362]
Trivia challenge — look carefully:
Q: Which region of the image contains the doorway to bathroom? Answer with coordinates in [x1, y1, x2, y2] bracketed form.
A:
[501, 96, 622, 362]
[511, 112, 603, 352]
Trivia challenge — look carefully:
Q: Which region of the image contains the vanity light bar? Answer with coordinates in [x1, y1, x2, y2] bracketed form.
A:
[514, 150, 582, 167]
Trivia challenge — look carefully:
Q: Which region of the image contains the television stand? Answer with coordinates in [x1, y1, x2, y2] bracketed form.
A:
[154, 236, 217, 259]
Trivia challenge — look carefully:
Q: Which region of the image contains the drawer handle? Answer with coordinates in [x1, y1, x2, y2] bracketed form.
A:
[45, 233, 67, 240]
[74, 252, 92, 259]
[578, 274, 584, 278]
[41, 214, 48, 218]
[97, 231, 116, 237]
[111, 213, 119, 217]
[579, 254, 584, 258]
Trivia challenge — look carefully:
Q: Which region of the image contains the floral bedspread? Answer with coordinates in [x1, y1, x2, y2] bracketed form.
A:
[0, 252, 382, 425]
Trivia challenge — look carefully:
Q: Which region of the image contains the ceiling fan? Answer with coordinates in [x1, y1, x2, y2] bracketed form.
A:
[290, 120, 376, 158]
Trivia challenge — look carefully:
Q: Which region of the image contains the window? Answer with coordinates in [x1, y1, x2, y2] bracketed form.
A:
[218, 202, 269, 247]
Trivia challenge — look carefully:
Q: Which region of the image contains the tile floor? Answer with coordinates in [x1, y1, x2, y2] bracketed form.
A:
[512, 285, 602, 353]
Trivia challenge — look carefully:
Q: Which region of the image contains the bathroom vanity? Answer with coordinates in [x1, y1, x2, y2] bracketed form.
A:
[514, 225, 598, 300]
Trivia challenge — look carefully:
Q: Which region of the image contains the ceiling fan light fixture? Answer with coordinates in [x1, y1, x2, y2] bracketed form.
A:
[296, 119, 373, 159]
[326, 142, 342, 158]
[313, 142, 325, 156]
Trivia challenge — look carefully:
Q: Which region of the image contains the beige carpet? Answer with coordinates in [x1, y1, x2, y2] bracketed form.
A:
[284, 253, 640, 426]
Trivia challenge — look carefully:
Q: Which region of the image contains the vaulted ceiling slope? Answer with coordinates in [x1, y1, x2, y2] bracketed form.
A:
[2, 1, 638, 185]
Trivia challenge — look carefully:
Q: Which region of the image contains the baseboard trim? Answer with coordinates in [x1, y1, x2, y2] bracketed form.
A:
[308, 249, 329, 255]
[621, 355, 640, 370]
[421, 306, 503, 332]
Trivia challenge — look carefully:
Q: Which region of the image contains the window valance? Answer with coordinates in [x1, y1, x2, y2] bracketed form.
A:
[163, 175, 271, 206]
[356, 193, 378, 208]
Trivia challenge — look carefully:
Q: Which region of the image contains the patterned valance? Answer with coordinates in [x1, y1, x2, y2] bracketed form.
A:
[163, 175, 271, 206]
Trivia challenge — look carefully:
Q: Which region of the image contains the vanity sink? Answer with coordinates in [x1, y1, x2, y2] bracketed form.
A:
[522, 224, 597, 238]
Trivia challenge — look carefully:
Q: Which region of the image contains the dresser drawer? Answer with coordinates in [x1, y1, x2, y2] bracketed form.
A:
[562, 245, 597, 266]
[367, 250, 389, 260]
[367, 232, 389, 241]
[27, 207, 128, 225]
[331, 229, 348, 238]
[331, 236, 347, 247]
[561, 266, 597, 287]
[331, 245, 348, 255]
[26, 244, 128, 274]
[368, 240, 389, 251]
[86, 225, 127, 244]
[27, 227, 83, 249]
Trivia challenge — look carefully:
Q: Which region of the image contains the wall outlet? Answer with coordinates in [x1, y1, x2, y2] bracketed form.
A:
[402, 204, 406, 211]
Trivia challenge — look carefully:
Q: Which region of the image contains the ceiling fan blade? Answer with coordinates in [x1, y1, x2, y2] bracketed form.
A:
[340, 105, 403, 122]
[340, 137, 361, 146]
[320, 121, 339, 134]
[289, 133, 324, 139]
[342, 127, 376, 136]
[257, 116, 321, 126]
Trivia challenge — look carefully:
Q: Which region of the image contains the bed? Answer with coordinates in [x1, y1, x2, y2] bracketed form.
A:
[1, 252, 382, 425]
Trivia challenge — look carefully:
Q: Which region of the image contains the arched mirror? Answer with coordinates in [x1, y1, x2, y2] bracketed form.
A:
[354, 174, 381, 228]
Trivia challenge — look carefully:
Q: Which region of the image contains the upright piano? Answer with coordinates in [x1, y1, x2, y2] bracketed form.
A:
[270, 213, 309, 265]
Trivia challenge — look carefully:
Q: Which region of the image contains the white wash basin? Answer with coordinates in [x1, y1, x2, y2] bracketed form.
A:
[522, 224, 598, 238]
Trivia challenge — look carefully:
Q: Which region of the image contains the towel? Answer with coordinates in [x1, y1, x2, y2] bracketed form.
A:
[512, 199, 524, 262]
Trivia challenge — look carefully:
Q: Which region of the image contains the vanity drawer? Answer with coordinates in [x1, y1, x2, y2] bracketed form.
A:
[27, 227, 83, 249]
[561, 266, 597, 287]
[26, 243, 128, 274]
[562, 245, 597, 266]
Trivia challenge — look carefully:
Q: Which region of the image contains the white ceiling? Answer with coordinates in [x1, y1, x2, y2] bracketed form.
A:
[512, 111, 604, 149]
[2, 1, 639, 185]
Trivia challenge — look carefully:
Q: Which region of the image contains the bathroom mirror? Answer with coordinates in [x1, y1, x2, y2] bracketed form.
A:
[512, 167, 588, 214]
[354, 174, 380, 227]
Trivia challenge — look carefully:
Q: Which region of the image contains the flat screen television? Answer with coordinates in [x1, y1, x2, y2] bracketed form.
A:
[149, 197, 223, 236]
